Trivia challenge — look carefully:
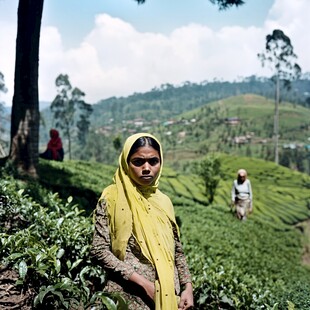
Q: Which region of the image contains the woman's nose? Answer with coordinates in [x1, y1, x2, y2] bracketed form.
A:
[142, 163, 151, 172]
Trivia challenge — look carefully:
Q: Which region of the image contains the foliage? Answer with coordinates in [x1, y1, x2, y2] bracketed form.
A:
[37, 159, 115, 215]
[45, 91, 309, 172]
[209, 0, 245, 10]
[177, 203, 310, 309]
[192, 155, 223, 204]
[77, 100, 93, 146]
[258, 29, 301, 84]
[258, 29, 301, 164]
[135, 0, 246, 9]
[0, 173, 126, 309]
[50, 74, 93, 159]
[1, 154, 310, 309]
[215, 154, 310, 226]
[0, 71, 7, 94]
[89, 78, 310, 131]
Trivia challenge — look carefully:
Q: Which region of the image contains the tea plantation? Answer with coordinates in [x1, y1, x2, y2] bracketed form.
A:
[0, 155, 309, 309]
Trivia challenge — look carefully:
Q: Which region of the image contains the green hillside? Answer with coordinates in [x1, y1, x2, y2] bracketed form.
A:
[1, 155, 309, 308]
[156, 94, 310, 150]
[152, 94, 310, 173]
[37, 154, 310, 227]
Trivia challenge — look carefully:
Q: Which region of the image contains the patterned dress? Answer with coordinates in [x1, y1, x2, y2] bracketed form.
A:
[91, 200, 192, 309]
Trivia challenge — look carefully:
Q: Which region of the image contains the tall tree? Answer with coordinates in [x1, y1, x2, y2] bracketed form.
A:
[9, 0, 44, 177]
[50, 74, 92, 159]
[0, 71, 7, 115]
[8, 0, 245, 176]
[258, 29, 301, 164]
[76, 101, 93, 146]
[0, 72, 7, 95]
[194, 155, 223, 204]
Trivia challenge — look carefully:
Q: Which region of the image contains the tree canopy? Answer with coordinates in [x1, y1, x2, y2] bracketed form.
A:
[50, 74, 92, 159]
[258, 29, 301, 164]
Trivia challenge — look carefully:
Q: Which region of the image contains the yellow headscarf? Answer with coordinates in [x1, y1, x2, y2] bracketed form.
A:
[100, 133, 179, 310]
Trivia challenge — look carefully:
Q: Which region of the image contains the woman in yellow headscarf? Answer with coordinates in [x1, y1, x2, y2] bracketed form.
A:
[91, 133, 193, 310]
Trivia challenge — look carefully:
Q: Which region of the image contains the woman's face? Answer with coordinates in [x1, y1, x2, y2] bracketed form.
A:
[238, 173, 246, 183]
[128, 145, 161, 186]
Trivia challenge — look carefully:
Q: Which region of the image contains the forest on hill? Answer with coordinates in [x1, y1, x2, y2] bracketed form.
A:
[89, 75, 310, 127]
[34, 76, 310, 175]
[0, 154, 309, 309]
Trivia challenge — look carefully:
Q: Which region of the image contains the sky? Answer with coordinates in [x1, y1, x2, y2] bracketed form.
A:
[0, 0, 310, 107]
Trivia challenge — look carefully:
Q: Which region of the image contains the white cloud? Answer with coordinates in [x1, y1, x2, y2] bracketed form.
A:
[1, 0, 310, 107]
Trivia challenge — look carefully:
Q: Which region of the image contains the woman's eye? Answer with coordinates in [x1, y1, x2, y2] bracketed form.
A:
[130, 157, 160, 167]
[148, 158, 160, 166]
[131, 159, 144, 167]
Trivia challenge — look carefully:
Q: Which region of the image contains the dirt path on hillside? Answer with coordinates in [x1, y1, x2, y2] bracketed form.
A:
[296, 219, 310, 266]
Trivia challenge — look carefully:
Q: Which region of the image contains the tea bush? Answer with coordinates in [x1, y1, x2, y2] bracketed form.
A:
[1, 155, 310, 309]
[0, 175, 126, 309]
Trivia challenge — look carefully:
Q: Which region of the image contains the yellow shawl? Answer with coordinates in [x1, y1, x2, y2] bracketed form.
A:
[100, 133, 179, 310]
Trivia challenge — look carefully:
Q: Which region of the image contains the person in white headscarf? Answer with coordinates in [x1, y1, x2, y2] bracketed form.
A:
[231, 169, 253, 220]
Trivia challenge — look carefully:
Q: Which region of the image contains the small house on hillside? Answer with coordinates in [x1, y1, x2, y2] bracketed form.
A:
[95, 126, 113, 136]
[234, 136, 248, 144]
[163, 120, 175, 126]
[225, 117, 241, 125]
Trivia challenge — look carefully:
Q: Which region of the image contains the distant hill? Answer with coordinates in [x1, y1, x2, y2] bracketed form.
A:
[79, 93, 310, 173]
[38, 77, 310, 172]
[90, 76, 310, 129]
[154, 94, 310, 157]
[39, 76, 310, 135]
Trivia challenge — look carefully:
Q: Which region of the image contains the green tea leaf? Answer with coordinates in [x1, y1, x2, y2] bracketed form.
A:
[18, 260, 28, 279]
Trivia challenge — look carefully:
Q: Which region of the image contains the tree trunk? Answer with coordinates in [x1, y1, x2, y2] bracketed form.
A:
[68, 131, 72, 160]
[9, 0, 44, 177]
[274, 74, 280, 165]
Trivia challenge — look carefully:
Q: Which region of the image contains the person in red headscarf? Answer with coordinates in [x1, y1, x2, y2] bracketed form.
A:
[39, 129, 64, 161]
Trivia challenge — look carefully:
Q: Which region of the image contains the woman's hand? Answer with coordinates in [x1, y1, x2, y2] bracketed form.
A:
[142, 278, 155, 300]
[178, 282, 194, 310]
[129, 272, 155, 300]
